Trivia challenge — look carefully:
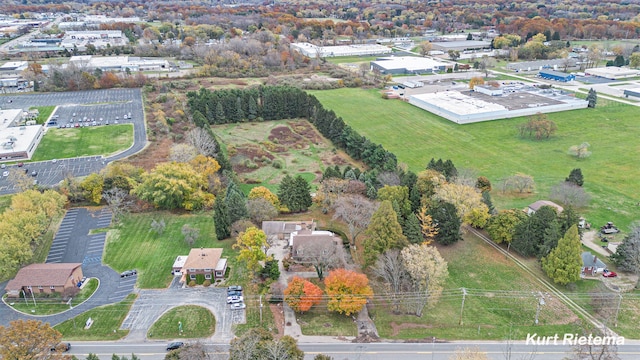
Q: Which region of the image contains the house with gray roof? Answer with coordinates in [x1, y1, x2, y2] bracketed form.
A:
[581, 251, 606, 276]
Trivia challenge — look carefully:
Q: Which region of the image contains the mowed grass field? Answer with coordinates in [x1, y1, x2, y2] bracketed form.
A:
[104, 212, 238, 289]
[30, 124, 133, 161]
[310, 88, 640, 230]
[147, 305, 216, 339]
[369, 231, 583, 340]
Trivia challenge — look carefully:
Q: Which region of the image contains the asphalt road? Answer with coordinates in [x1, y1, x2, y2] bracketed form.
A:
[0, 88, 147, 195]
[63, 340, 640, 360]
[0, 207, 135, 327]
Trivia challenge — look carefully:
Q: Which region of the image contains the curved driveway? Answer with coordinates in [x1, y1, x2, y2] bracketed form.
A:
[0, 207, 136, 327]
[0, 88, 147, 195]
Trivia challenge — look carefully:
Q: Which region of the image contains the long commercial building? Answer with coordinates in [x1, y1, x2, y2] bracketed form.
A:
[290, 42, 391, 58]
[370, 56, 448, 75]
[69, 55, 171, 72]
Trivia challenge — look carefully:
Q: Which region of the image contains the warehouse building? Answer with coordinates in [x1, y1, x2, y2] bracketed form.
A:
[290, 42, 391, 58]
[60, 30, 128, 51]
[585, 67, 639, 80]
[430, 40, 492, 52]
[538, 69, 575, 82]
[69, 55, 170, 72]
[623, 88, 640, 99]
[0, 109, 45, 161]
[370, 56, 448, 75]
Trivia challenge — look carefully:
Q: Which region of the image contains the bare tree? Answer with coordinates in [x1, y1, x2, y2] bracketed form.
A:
[170, 143, 199, 163]
[175, 342, 211, 359]
[504, 173, 535, 194]
[372, 249, 409, 313]
[182, 224, 200, 246]
[296, 238, 346, 280]
[247, 198, 278, 225]
[376, 172, 401, 187]
[454, 168, 479, 187]
[550, 182, 591, 207]
[571, 325, 621, 360]
[150, 219, 166, 236]
[8, 168, 35, 192]
[102, 188, 134, 223]
[231, 219, 254, 239]
[332, 195, 378, 246]
[187, 127, 218, 157]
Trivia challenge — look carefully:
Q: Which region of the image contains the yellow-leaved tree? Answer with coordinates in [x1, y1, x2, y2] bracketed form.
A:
[233, 227, 269, 276]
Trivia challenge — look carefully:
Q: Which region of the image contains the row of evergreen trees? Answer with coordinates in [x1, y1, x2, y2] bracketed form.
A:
[186, 86, 397, 171]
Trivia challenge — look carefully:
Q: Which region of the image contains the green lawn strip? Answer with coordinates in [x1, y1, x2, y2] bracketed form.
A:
[104, 212, 232, 289]
[309, 88, 640, 230]
[0, 194, 11, 212]
[6, 278, 99, 315]
[297, 308, 357, 336]
[370, 231, 583, 340]
[30, 106, 56, 124]
[54, 293, 136, 340]
[30, 124, 133, 162]
[147, 305, 215, 339]
[325, 56, 380, 64]
[233, 296, 277, 337]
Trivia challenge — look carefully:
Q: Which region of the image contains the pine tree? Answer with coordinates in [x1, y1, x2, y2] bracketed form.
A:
[248, 96, 258, 120]
[225, 182, 248, 223]
[235, 97, 244, 122]
[213, 196, 231, 240]
[542, 225, 582, 285]
[428, 201, 462, 245]
[364, 200, 408, 266]
[215, 101, 226, 123]
[278, 175, 312, 212]
[403, 213, 423, 244]
[565, 168, 584, 187]
[586, 88, 597, 108]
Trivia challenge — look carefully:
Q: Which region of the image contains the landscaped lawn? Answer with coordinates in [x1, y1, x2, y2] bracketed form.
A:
[368, 231, 583, 340]
[54, 294, 136, 340]
[104, 212, 237, 289]
[6, 278, 99, 315]
[325, 56, 379, 64]
[30, 106, 56, 124]
[30, 124, 133, 161]
[310, 88, 640, 230]
[147, 305, 216, 339]
[297, 308, 357, 337]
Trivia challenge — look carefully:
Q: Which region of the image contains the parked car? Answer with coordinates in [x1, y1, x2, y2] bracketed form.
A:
[2, 171, 8, 177]
[230, 302, 246, 310]
[31, 171, 37, 177]
[51, 343, 71, 352]
[227, 290, 242, 297]
[603, 270, 617, 278]
[227, 295, 244, 304]
[166, 342, 184, 351]
[228, 285, 243, 292]
[120, 269, 137, 277]
[17, 162, 23, 167]
[0, 163, 5, 169]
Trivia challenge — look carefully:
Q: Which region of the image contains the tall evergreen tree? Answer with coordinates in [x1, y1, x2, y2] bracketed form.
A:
[611, 226, 640, 288]
[247, 96, 258, 120]
[278, 175, 312, 212]
[225, 182, 248, 223]
[235, 97, 244, 122]
[403, 213, 423, 244]
[364, 200, 408, 266]
[542, 225, 582, 285]
[512, 206, 559, 257]
[586, 88, 597, 108]
[213, 195, 231, 240]
[215, 101, 226, 123]
[428, 201, 462, 245]
[565, 168, 584, 187]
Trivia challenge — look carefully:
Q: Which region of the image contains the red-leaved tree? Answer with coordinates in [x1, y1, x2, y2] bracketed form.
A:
[324, 269, 373, 316]
[284, 276, 323, 313]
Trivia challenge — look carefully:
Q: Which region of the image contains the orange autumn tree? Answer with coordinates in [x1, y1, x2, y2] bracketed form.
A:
[324, 269, 373, 316]
[284, 276, 323, 313]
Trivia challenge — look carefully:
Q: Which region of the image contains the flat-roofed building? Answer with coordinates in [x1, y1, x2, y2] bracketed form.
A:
[585, 67, 639, 80]
[69, 55, 170, 72]
[0, 109, 45, 161]
[370, 56, 448, 75]
[430, 40, 492, 52]
[291, 42, 391, 58]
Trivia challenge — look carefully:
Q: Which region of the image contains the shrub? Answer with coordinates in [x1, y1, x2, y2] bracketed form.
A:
[203, 280, 211, 287]
[272, 160, 284, 169]
[188, 280, 196, 287]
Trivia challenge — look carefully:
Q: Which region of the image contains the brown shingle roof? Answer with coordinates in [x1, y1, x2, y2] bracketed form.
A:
[5, 263, 82, 291]
[182, 248, 223, 270]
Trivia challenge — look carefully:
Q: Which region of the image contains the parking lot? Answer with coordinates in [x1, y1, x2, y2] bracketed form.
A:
[0, 207, 136, 327]
[0, 88, 147, 195]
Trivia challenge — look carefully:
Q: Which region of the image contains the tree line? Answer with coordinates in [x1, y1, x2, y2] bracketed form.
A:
[187, 86, 397, 172]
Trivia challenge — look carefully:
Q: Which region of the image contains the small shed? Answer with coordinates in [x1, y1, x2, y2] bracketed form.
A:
[526, 200, 564, 216]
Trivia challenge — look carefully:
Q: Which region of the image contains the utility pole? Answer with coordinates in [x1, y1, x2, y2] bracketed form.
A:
[259, 295, 263, 323]
[614, 293, 623, 327]
[535, 292, 545, 325]
[459, 288, 467, 325]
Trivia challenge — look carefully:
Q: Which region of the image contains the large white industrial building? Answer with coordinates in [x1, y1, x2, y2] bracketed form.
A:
[370, 56, 448, 75]
[409, 86, 588, 124]
[60, 30, 128, 51]
[290, 43, 391, 58]
[584, 67, 639, 80]
[0, 109, 45, 161]
[69, 55, 170, 72]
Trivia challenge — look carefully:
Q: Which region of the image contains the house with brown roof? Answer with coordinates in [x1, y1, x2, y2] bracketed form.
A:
[179, 248, 227, 283]
[526, 200, 564, 216]
[262, 220, 315, 240]
[5, 263, 83, 298]
[290, 230, 342, 262]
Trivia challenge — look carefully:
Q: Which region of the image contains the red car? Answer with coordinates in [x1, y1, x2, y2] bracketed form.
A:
[602, 270, 617, 278]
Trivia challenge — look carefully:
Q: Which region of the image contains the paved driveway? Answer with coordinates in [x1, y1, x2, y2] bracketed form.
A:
[0, 207, 135, 327]
[121, 279, 244, 343]
[0, 88, 147, 195]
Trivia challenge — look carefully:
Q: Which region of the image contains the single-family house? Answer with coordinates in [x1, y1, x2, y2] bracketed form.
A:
[179, 248, 227, 283]
[581, 252, 606, 276]
[290, 230, 342, 262]
[262, 220, 315, 240]
[526, 200, 564, 216]
[5, 263, 83, 298]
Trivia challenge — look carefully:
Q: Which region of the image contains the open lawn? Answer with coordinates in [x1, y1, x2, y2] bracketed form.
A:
[214, 120, 359, 193]
[368, 231, 583, 340]
[297, 308, 357, 337]
[310, 88, 640, 230]
[103, 212, 238, 289]
[148, 305, 216, 339]
[325, 56, 379, 64]
[30, 124, 133, 161]
[30, 106, 56, 124]
[6, 278, 99, 315]
[54, 294, 136, 341]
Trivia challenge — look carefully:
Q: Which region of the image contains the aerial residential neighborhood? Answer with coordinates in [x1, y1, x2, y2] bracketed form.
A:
[0, 0, 640, 359]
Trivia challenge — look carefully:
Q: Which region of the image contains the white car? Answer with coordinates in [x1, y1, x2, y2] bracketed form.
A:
[2, 171, 8, 177]
[227, 295, 244, 304]
[230, 302, 246, 310]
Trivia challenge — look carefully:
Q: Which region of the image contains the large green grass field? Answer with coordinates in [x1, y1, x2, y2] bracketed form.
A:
[310, 88, 640, 230]
[148, 305, 216, 339]
[54, 294, 136, 340]
[30, 124, 133, 162]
